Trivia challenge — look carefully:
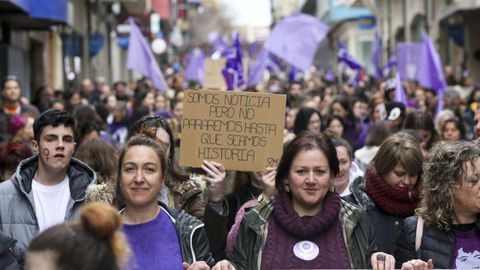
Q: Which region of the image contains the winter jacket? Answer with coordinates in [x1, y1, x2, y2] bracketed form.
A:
[230, 198, 376, 270]
[204, 185, 262, 261]
[0, 155, 96, 255]
[395, 216, 480, 269]
[344, 176, 405, 255]
[122, 202, 216, 267]
[167, 178, 206, 221]
[0, 231, 22, 270]
[167, 177, 231, 262]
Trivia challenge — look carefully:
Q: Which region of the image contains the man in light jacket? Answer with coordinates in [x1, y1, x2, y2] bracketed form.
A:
[0, 109, 96, 262]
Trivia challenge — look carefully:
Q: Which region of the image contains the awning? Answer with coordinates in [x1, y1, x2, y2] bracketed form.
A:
[326, 5, 374, 23]
[438, 0, 480, 22]
[0, 0, 67, 29]
[0, 0, 29, 13]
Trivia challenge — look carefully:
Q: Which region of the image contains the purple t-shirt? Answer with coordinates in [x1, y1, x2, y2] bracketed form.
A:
[123, 209, 183, 270]
[451, 226, 480, 269]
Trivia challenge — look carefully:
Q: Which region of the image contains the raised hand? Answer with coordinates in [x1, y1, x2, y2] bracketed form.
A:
[201, 160, 226, 202]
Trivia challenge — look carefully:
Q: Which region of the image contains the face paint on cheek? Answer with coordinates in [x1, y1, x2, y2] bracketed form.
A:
[43, 148, 50, 162]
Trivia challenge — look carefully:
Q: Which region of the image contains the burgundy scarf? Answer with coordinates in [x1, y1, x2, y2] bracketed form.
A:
[273, 190, 341, 238]
[261, 191, 351, 269]
[364, 166, 420, 217]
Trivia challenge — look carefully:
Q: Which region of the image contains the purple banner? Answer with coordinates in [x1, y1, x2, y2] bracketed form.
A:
[396, 42, 424, 81]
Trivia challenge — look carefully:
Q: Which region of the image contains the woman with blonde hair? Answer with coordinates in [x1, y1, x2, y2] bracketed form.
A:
[396, 140, 480, 269]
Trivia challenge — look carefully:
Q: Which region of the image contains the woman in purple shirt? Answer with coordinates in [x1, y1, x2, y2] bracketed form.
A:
[396, 140, 480, 269]
[117, 136, 232, 270]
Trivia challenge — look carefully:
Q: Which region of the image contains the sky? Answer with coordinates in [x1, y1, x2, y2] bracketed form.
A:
[219, 0, 272, 27]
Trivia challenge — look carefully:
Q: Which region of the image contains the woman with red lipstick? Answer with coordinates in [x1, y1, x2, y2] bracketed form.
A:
[345, 132, 424, 255]
[231, 132, 394, 269]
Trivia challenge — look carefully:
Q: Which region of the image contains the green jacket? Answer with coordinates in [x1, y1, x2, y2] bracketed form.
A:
[230, 198, 376, 270]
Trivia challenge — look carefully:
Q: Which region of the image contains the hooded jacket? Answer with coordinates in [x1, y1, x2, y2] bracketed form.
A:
[0, 155, 96, 254]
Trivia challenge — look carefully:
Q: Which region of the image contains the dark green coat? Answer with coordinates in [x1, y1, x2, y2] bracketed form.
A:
[230, 198, 377, 270]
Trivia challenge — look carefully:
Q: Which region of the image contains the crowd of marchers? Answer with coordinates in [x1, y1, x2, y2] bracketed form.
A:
[0, 67, 479, 270]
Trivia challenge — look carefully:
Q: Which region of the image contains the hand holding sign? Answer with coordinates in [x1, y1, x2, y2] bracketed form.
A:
[261, 166, 277, 198]
[201, 160, 226, 202]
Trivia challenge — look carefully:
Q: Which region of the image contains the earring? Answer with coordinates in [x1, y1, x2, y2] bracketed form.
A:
[329, 185, 335, 192]
[284, 184, 290, 193]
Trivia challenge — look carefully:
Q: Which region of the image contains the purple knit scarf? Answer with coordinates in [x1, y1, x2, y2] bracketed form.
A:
[260, 191, 351, 269]
[273, 190, 341, 238]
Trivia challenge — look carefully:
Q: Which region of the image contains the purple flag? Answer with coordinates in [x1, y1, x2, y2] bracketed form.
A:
[222, 32, 244, 90]
[266, 53, 282, 75]
[247, 42, 260, 59]
[127, 17, 167, 91]
[396, 43, 424, 81]
[371, 32, 383, 80]
[210, 35, 234, 59]
[347, 70, 361, 87]
[185, 47, 205, 86]
[395, 71, 408, 105]
[288, 65, 301, 82]
[265, 12, 328, 71]
[325, 70, 335, 82]
[338, 42, 362, 70]
[247, 45, 268, 86]
[417, 33, 446, 115]
[382, 54, 397, 77]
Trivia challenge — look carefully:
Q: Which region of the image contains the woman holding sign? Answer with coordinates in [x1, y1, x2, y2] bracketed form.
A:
[202, 161, 277, 260]
[231, 131, 394, 269]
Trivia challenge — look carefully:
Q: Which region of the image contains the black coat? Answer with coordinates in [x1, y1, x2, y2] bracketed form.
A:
[395, 216, 480, 269]
[344, 176, 406, 255]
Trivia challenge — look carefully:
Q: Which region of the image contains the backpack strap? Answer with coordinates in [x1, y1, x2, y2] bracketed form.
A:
[415, 217, 424, 251]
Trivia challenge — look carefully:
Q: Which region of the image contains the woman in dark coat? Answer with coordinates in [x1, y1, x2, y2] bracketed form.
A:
[345, 132, 424, 255]
[396, 141, 480, 269]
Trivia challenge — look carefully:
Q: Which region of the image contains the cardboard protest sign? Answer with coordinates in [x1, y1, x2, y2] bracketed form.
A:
[203, 58, 248, 90]
[203, 58, 227, 90]
[180, 89, 286, 171]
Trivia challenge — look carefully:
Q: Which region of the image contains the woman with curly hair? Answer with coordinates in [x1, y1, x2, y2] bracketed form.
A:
[395, 140, 480, 269]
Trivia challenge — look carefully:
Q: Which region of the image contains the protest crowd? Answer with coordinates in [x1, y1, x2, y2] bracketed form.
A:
[1, 8, 480, 270]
